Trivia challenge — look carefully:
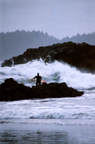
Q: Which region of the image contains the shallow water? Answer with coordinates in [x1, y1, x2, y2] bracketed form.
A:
[0, 122, 95, 144]
[0, 90, 95, 121]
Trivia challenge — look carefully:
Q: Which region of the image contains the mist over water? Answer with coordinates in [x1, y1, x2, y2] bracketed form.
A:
[0, 59, 95, 90]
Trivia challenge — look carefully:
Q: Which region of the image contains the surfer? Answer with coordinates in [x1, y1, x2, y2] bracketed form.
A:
[33, 73, 42, 86]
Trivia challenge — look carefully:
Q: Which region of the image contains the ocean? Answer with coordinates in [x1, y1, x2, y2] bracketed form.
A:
[0, 59, 95, 144]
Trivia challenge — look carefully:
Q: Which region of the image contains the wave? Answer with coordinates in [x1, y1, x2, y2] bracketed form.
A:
[0, 59, 95, 90]
[0, 97, 95, 121]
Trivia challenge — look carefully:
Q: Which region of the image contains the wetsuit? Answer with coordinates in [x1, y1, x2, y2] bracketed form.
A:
[33, 75, 42, 86]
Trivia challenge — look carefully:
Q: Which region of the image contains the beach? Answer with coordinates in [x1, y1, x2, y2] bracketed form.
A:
[0, 119, 95, 144]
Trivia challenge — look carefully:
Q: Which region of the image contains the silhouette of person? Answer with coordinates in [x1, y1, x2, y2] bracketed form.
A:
[33, 73, 42, 86]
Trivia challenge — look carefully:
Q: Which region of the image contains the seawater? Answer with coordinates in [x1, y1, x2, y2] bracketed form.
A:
[0, 60, 95, 144]
[1, 59, 95, 89]
[0, 59, 95, 122]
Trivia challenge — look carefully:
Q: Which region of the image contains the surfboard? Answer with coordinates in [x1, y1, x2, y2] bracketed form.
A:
[32, 79, 47, 83]
[41, 81, 47, 83]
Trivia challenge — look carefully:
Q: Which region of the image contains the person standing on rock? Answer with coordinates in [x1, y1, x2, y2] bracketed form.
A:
[33, 73, 42, 86]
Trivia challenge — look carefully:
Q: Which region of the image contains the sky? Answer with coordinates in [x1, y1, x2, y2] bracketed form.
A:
[0, 0, 95, 39]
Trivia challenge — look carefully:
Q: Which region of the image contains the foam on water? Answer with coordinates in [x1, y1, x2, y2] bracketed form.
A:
[0, 60, 95, 123]
[0, 59, 95, 89]
[0, 93, 95, 122]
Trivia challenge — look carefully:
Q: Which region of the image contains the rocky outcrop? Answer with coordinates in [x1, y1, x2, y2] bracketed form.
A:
[0, 78, 84, 101]
[1, 42, 95, 73]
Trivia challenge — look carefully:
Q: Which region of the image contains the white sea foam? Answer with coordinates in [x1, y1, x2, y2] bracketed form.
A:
[0, 60, 95, 123]
[0, 93, 95, 121]
[0, 59, 95, 89]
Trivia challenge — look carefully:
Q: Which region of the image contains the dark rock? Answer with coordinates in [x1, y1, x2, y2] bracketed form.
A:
[0, 78, 84, 101]
[1, 42, 95, 73]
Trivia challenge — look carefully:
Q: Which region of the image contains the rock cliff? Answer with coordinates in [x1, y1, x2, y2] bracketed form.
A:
[1, 42, 95, 73]
[0, 78, 84, 101]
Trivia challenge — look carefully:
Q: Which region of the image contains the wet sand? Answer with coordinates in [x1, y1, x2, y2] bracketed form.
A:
[0, 121, 95, 144]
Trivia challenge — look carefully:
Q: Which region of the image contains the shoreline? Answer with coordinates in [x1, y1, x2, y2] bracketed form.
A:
[0, 121, 95, 144]
[0, 119, 95, 126]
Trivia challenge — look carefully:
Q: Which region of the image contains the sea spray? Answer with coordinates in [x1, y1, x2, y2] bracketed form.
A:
[0, 59, 95, 125]
[0, 59, 95, 89]
[0, 96, 95, 121]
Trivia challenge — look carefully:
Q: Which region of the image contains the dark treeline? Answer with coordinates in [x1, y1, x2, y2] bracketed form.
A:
[0, 30, 95, 61]
[61, 33, 95, 45]
[0, 30, 59, 61]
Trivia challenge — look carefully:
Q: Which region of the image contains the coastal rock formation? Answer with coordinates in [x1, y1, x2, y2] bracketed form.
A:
[1, 42, 95, 73]
[0, 78, 84, 101]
